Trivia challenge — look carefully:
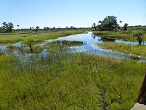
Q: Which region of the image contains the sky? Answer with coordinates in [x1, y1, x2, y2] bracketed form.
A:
[0, 0, 146, 29]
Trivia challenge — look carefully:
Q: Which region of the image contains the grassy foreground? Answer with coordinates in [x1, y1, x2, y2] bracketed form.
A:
[96, 42, 146, 57]
[0, 51, 146, 109]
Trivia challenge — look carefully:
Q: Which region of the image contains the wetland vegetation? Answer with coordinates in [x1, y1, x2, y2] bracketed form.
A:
[0, 50, 146, 109]
[96, 42, 146, 58]
[0, 15, 146, 109]
[0, 29, 86, 44]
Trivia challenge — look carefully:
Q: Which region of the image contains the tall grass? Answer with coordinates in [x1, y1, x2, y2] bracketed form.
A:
[97, 42, 146, 57]
[46, 40, 83, 46]
[93, 30, 146, 41]
[0, 48, 146, 109]
[0, 30, 86, 44]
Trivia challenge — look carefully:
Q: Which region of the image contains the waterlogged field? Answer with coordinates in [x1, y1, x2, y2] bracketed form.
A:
[0, 49, 146, 109]
[0, 30, 146, 109]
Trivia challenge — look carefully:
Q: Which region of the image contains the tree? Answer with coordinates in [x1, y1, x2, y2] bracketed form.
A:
[133, 33, 143, 45]
[0, 27, 3, 33]
[2, 22, 14, 32]
[97, 21, 102, 31]
[123, 23, 128, 30]
[119, 21, 122, 29]
[98, 16, 118, 31]
[98, 21, 101, 24]
[36, 26, 39, 30]
[44, 27, 49, 31]
[36, 26, 39, 33]
[17, 25, 19, 29]
[92, 23, 96, 30]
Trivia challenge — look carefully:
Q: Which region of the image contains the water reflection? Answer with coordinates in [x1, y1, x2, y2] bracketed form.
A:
[0, 32, 146, 62]
[92, 35, 96, 39]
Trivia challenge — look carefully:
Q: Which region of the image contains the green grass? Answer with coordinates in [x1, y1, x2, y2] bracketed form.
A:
[0, 30, 86, 44]
[93, 30, 146, 41]
[0, 50, 146, 109]
[96, 42, 146, 57]
[46, 40, 83, 46]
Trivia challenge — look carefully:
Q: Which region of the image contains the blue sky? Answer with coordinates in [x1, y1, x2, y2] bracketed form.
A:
[0, 0, 146, 29]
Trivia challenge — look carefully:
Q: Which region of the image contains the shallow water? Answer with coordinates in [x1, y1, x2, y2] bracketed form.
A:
[0, 32, 146, 62]
[42, 32, 146, 61]
[0, 45, 7, 53]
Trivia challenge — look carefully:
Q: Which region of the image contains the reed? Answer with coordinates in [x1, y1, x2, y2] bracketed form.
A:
[0, 50, 146, 109]
[97, 42, 146, 57]
[93, 30, 146, 41]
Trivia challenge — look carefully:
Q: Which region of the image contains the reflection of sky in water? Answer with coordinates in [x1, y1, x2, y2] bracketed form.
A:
[115, 39, 146, 45]
[0, 32, 146, 62]
[12, 42, 23, 47]
[45, 32, 146, 61]
[0, 45, 7, 53]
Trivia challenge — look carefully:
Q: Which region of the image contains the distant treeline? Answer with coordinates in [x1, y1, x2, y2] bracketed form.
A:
[0, 22, 90, 33]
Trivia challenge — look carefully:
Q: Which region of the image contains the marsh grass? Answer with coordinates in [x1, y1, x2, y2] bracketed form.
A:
[93, 30, 146, 41]
[0, 30, 86, 44]
[0, 47, 146, 109]
[97, 42, 146, 57]
[46, 40, 83, 47]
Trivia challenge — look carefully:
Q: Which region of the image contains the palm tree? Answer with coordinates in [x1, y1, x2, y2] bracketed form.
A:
[123, 23, 128, 31]
[98, 21, 101, 23]
[98, 21, 102, 32]
[92, 23, 96, 30]
[119, 21, 122, 29]
[36, 26, 39, 32]
[17, 25, 19, 29]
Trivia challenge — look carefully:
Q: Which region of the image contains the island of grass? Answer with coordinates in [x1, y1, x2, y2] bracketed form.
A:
[47, 40, 84, 46]
[96, 42, 146, 58]
[93, 30, 146, 41]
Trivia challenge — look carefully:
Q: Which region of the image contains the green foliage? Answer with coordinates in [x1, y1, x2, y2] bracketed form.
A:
[2, 22, 14, 32]
[123, 23, 128, 31]
[97, 42, 146, 57]
[92, 23, 96, 30]
[46, 40, 83, 46]
[0, 51, 146, 109]
[97, 16, 118, 31]
[133, 33, 143, 45]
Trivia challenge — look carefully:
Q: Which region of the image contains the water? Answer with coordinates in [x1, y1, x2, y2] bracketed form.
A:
[0, 32, 146, 62]
[42, 32, 145, 61]
[0, 45, 7, 53]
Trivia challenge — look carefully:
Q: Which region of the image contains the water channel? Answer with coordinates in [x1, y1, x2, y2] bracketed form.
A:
[43, 32, 146, 62]
[0, 32, 146, 62]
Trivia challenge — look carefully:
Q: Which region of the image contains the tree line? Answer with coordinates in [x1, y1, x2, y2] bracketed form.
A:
[0, 22, 83, 33]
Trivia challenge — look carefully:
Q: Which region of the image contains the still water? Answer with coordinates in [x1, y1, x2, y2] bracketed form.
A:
[0, 32, 146, 62]
[43, 32, 146, 61]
